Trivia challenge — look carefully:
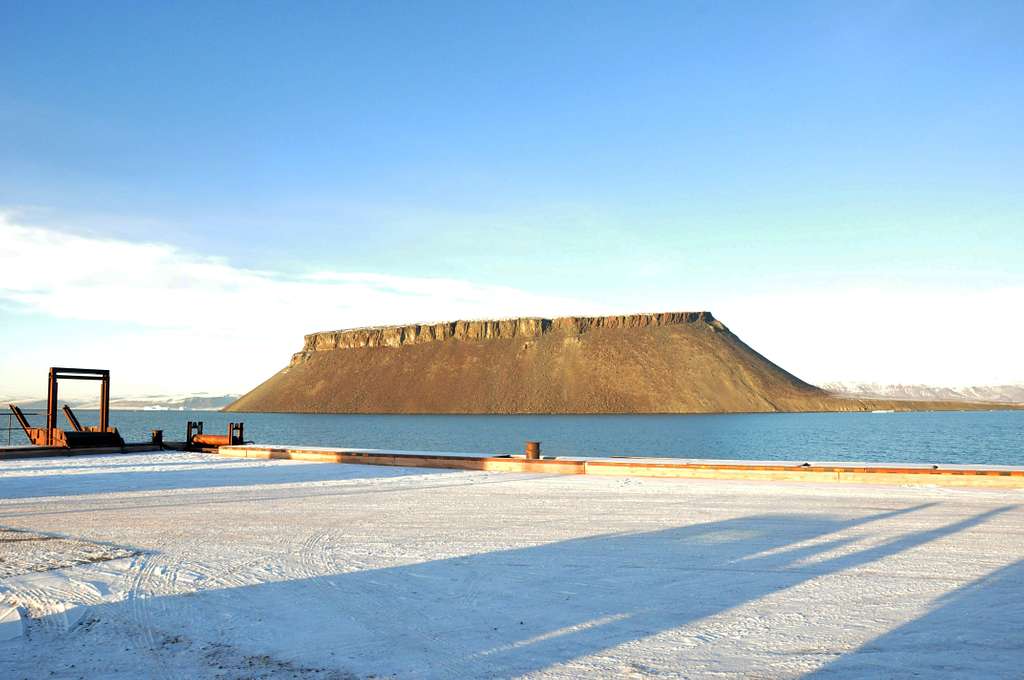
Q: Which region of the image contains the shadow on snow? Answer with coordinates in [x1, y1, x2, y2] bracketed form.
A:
[0, 453, 457, 501]
[804, 556, 1024, 679]
[71, 502, 1020, 678]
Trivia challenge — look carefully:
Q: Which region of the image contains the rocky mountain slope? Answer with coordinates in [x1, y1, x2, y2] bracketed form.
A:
[227, 312, 1005, 414]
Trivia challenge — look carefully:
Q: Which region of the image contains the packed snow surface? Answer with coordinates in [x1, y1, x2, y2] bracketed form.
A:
[1, 451, 1022, 679]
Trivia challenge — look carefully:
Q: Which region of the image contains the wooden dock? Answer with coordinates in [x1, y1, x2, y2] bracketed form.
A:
[4, 441, 1021, 487]
[218, 444, 1024, 488]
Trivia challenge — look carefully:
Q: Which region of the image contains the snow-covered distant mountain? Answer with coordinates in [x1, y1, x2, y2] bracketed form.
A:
[822, 382, 1024, 404]
[3, 393, 239, 411]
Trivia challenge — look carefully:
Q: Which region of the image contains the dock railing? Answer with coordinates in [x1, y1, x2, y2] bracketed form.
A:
[2, 409, 42, 447]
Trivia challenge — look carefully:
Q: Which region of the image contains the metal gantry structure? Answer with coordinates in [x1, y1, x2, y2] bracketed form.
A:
[7, 367, 124, 448]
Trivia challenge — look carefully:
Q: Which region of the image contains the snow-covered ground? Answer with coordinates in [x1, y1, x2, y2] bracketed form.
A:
[1, 451, 1022, 679]
[821, 381, 1024, 403]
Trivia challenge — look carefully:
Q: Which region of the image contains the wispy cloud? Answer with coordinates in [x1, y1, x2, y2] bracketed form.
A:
[0, 214, 597, 332]
[0, 214, 603, 394]
[1, 214, 1021, 394]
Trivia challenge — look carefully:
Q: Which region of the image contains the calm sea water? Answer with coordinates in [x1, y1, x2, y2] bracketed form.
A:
[5, 409, 1022, 466]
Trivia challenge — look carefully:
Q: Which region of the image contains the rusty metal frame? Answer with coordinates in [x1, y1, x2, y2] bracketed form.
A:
[45, 367, 111, 446]
[6, 368, 117, 447]
[8, 404, 32, 435]
[62, 404, 85, 432]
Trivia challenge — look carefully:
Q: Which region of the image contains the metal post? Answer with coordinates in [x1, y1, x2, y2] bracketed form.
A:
[525, 441, 541, 460]
[99, 370, 110, 432]
[46, 367, 58, 446]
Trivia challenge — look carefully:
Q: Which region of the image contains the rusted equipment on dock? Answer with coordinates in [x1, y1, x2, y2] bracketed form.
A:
[62, 404, 85, 432]
[7, 367, 124, 448]
[186, 421, 245, 451]
[525, 441, 541, 460]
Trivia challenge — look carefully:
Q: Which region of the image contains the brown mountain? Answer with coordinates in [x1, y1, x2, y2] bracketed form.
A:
[226, 312, 1005, 414]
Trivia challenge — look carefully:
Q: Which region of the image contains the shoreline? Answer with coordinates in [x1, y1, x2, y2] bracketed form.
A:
[5, 440, 1023, 487]
[222, 402, 1024, 415]
[224, 443, 1024, 488]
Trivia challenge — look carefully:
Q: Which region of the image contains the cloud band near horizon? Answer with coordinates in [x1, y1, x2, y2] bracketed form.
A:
[1, 213, 1021, 395]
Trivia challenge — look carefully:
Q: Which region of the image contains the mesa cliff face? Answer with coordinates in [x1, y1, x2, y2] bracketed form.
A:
[230, 311, 939, 414]
[292, 312, 721, 364]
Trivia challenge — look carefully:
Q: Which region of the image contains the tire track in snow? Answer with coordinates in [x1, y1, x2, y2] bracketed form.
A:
[293, 531, 381, 664]
[124, 551, 179, 680]
[122, 539, 286, 679]
[301, 529, 482, 678]
[8, 578, 104, 638]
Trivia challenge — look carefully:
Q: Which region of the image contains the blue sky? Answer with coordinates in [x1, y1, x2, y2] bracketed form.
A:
[1, 1, 1022, 396]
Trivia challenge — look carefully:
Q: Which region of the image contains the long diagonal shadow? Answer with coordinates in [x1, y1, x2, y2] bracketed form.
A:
[804, 556, 1024, 678]
[0, 473, 545, 522]
[0, 458, 457, 501]
[433, 505, 1011, 676]
[62, 502, 1016, 679]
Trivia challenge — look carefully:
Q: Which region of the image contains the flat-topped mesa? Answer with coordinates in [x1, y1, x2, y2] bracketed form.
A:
[231, 310, 1019, 415]
[294, 312, 722, 363]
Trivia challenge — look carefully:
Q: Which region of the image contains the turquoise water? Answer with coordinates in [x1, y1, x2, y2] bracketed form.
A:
[6, 409, 1022, 466]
